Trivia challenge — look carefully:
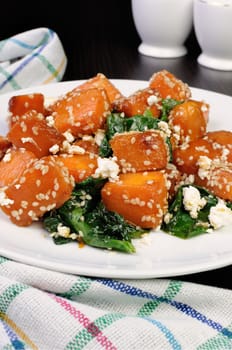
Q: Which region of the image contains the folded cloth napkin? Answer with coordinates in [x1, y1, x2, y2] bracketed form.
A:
[0, 27, 67, 94]
[0, 257, 231, 350]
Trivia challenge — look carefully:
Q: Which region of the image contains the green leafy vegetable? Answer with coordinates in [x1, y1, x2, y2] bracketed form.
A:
[160, 98, 182, 121]
[43, 177, 145, 253]
[161, 185, 218, 238]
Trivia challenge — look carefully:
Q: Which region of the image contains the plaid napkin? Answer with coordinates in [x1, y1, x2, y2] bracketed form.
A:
[0, 257, 231, 350]
[0, 27, 67, 94]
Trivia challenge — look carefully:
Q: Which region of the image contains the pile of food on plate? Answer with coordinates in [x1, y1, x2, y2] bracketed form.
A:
[0, 69, 232, 253]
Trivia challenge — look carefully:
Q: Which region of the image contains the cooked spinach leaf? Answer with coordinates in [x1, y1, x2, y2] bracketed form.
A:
[160, 98, 182, 121]
[161, 185, 218, 238]
[43, 177, 145, 253]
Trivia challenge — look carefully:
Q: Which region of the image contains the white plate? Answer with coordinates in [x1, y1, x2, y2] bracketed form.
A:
[0, 79, 232, 279]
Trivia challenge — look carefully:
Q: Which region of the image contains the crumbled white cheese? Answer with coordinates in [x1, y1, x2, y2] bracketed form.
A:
[209, 199, 232, 230]
[183, 186, 206, 219]
[57, 223, 71, 238]
[147, 95, 159, 106]
[50, 223, 79, 240]
[94, 129, 105, 146]
[94, 157, 119, 181]
[62, 140, 85, 155]
[163, 212, 173, 224]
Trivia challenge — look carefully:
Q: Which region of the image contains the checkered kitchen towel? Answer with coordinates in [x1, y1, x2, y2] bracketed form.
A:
[0, 257, 231, 349]
[0, 27, 67, 94]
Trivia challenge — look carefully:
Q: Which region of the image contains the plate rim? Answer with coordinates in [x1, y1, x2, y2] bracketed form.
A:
[0, 78, 232, 279]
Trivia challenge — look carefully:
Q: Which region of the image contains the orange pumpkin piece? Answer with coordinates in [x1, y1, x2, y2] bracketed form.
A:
[55, 153, 98, 183]
[73, 138, 99, 155]
[75, 73, 123, 105]
[204, 130, 232, 163]
[101, 171, 168, 228]
[7, 110, 65, 158]
[48, 87, 111, 136]
[110, 130, 169, 173]
[8, 93, 45, 127]
[112, 87, 161, 117]
[0, 156, 74, 226]
[169, 100, 208, 147]
[0, 135, 11, 160]
[149, 69, 191, 101]
[163, 163, 181, 198]
[173, 138, 219, 175]
[195, 161, 232, 202]
[0, 148, 37, 187]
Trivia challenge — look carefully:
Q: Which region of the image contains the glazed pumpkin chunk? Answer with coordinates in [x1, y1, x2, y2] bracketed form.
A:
[173, 138, 215, 175]
[112, 87, 161, 118]
[0, 148, 37, 187]
[0, 156, 74, 226]
[110, 130, 169, 173]
[55, 153, 98, 183]
[173, 135, 229, 175]
[48, 87, 111, 136]
[7, 110, 65, 158]
[8, 93, 45, 127]
[101, 171, 168, 229]
[73, 138, 99, 155]
[169, 99, 208, 148]
[195, 160, 232, 202]
[204, 130, 232, 163]
[149, 69, 191, 101]
[75, 73, 124, 105]
[163, 163, 181, 199]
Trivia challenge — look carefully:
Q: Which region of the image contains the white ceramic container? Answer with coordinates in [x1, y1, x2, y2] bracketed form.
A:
[194, 0, 232, 70]
[131, 0, 193, 58]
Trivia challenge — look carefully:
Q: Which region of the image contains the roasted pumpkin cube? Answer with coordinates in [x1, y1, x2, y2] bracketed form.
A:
[75, 73, 123, 105]
[169, 99, 208, 147]
[112, 87, 160, 118]
[55, 153, 98, 183]
[0, 148, 37, 187]
[101, 171, 168, 228]
[149, 69, 191, 101]
[48, 87, 111, 136]
[195, 161, 232, 202]
[204, 130, 232, 163]
[0, 156, 74, 226]
[7, 110, 65, 158]
[8, 93, 45, 127]
[110, 130, 169, 172]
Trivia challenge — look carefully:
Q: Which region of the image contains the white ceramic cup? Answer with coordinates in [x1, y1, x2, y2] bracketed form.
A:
[131, 0, 193, 58]
[194, 0, 232, 70]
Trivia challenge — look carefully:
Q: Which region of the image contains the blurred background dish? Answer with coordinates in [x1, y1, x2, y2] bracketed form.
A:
[194, 0, 232, 70]
[131, 0, 193, 58]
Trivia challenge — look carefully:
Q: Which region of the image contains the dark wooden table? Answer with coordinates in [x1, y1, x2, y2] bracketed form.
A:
[3, 0, 232, 289]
